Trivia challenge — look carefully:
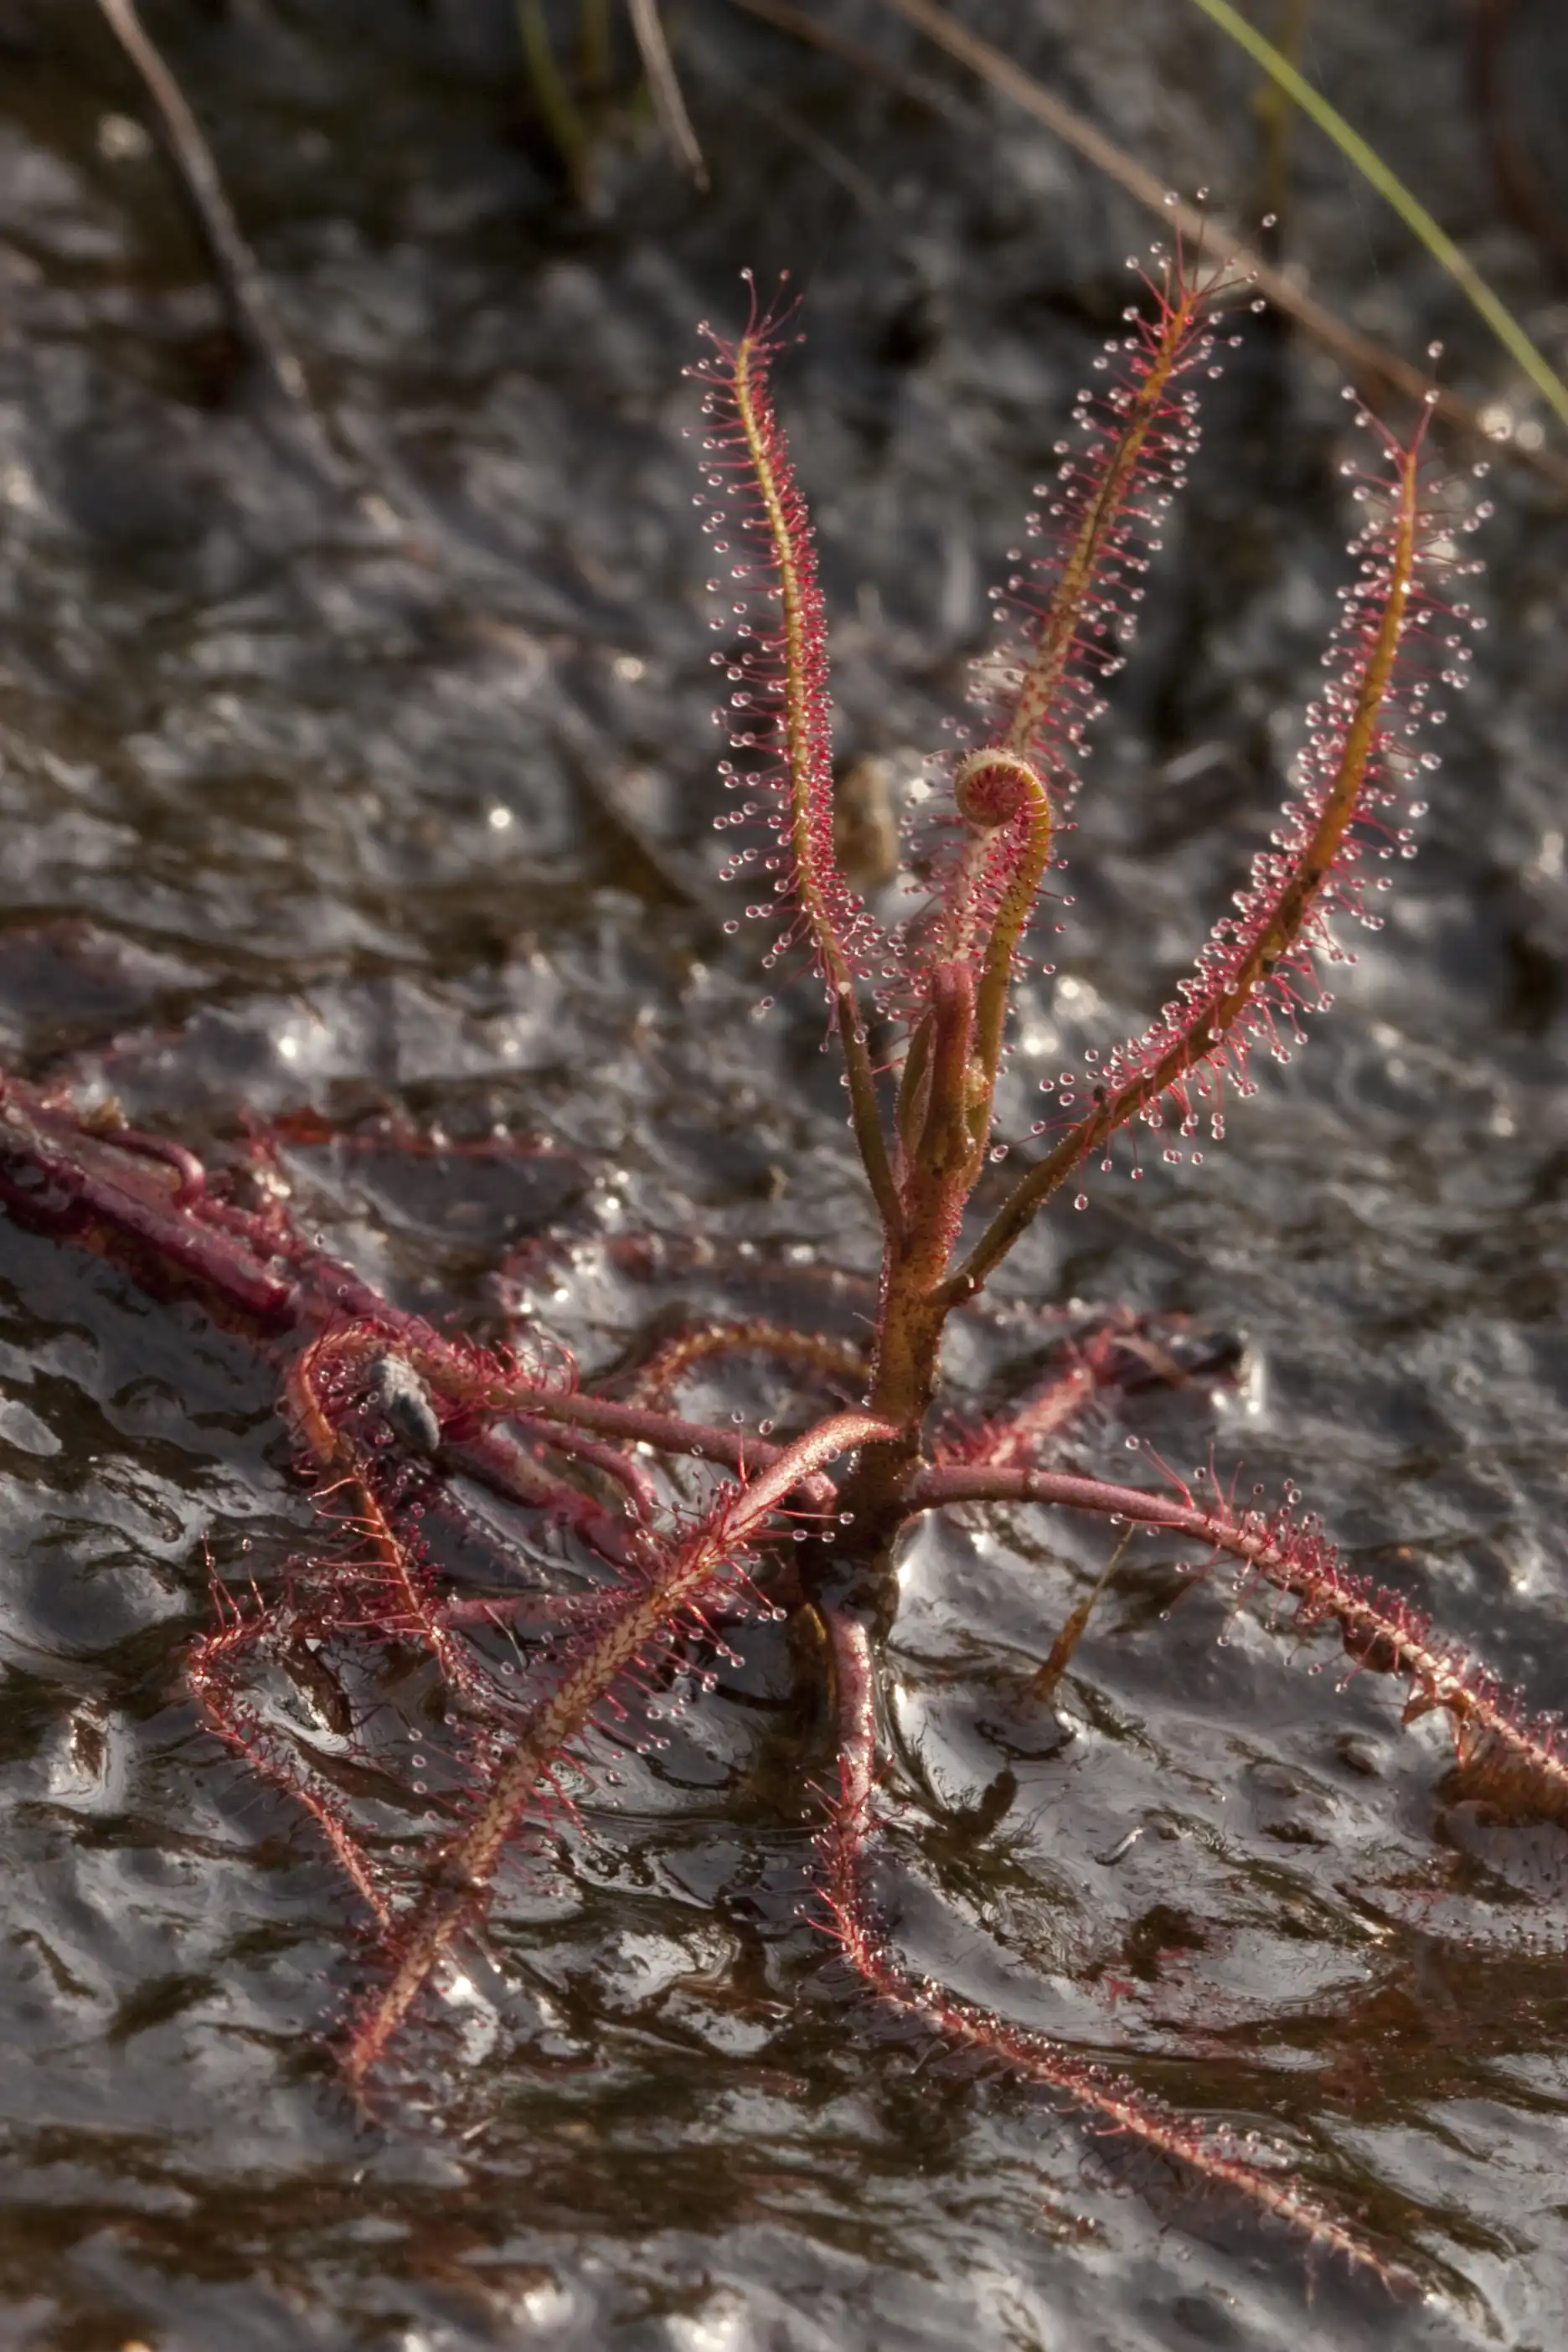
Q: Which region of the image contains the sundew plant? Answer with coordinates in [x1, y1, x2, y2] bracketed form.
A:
[0, 231, 1544, 2299]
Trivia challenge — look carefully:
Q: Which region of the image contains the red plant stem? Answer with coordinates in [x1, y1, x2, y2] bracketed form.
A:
[343, 1409, 895, 2081]
[907, 1464, 1568, 1820]
[503, 1413, 662, 1519]
[897, 965, 978, 1251]
[909, 1464, 1230, 1519]
[189, 1603, 391, 1926]
[290, 1326, 848, 1514]
[0, 1086, 846, 1562]
[830, 966, 983, 1555]
[526, 1389, 824, 1486]
[0, 1077, 464, 1355]
[437, 1426, 644, 1566]
[105, 1124, 209, 1204]
[0, 1082, 859, 1571]
[963, 757, 1055, 1120]
[0, 1081, 295, 1323]
[815, 1602, 1404, 2282]
[624, 1318, 868, 1407]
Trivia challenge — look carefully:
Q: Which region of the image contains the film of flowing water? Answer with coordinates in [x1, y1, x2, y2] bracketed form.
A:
[0, 3, 1564, 2346]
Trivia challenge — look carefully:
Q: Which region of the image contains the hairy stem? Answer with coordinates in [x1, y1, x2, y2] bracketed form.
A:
[816, 1602, 1404, 2281]
[947, 426, 1427, 1306]
[626, 1318, 868, 1407]
[286, 1326, 848, 1511]
[962, 756, 1055, 1126]
[708, 315, 900, 1235]
[343, 1410, 893, 2081]
[830, 967, 985, 1555]
[190, 1598, 390, 1927]
[1003, 285, 1210, 767]
[909, 1463, 1568, 1823]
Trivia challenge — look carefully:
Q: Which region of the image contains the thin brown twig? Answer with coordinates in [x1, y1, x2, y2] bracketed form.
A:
[94, 0, 343, 487]
[861, 0, 1568, 493]
[627, 0, 709, 186]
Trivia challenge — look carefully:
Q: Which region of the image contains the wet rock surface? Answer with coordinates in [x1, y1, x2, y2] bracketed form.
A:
[0, 3, 1563, 2345]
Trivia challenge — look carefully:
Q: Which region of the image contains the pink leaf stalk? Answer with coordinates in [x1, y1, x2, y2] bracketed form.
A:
[915, 251, 1230, 1045]
[341, 1409, 894, 2082]
[951, 405, 1472, 1299]
[908, 1462, 1568, 1823]
[976, 250, 1235, 786]
[815, 1602, 1415, 2287]
[691, 276, 899, 1228]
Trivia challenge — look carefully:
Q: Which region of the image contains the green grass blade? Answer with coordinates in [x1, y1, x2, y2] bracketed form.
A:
[1186, 0, 1568, 434]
